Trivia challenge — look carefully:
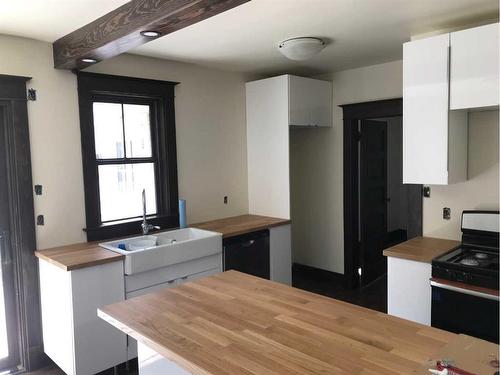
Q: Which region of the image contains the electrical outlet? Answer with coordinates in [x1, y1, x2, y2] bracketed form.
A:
[223, 196, 228, 204]
[36, 215, 44, 226]
[443, 207, 451, 220]
[34, 184, 42, 195]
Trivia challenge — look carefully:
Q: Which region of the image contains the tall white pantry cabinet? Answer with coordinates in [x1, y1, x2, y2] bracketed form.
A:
[245, 74, 332, 286]
[403, 22, 499, 185]
[246, 74, 332, 220]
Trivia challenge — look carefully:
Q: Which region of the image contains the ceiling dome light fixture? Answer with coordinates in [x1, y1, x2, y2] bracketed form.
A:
[81, 58, 97, 64]
[278, 37, 326, 61]
[141, 30, 161, 38]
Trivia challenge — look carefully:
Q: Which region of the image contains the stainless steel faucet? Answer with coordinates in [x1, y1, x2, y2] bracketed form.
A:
[141, 189, 160, 235]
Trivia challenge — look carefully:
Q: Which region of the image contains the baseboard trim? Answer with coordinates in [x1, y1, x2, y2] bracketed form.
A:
[292, 263, 344, 283]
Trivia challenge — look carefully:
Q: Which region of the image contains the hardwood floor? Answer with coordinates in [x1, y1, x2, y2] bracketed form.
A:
[292, 265, 387, 313]
[25, 360, 138, 375]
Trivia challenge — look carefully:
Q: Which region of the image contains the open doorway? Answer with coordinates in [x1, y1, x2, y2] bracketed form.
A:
[342, 99, 422, 289]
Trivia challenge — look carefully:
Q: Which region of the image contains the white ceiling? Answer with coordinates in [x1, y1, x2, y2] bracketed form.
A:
[0, 0, 498, 75]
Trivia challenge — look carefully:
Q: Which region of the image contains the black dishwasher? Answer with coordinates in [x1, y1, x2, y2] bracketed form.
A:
[223, 230, 270, 279]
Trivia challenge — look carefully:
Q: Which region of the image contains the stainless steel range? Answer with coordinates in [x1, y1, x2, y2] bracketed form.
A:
[431, 210, 499, 343]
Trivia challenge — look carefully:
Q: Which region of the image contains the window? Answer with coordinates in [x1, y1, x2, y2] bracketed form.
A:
[77, 73, 179, 241]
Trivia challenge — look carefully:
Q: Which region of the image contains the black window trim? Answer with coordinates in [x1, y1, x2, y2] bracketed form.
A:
[77, 72, 179, 241]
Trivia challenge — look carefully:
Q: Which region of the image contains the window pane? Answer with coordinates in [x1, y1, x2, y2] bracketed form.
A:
[98, 163, 156, 222]
[124, 104, 152, 158]
[93, 102, 124, 159]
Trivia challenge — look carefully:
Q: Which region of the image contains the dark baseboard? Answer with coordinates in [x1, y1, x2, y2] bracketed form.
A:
[26, 346, 51, 372]
[292, 263, 344, 284]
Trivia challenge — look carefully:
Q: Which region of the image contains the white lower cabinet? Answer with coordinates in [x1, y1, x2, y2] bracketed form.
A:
[124, 254, 222, 360]
[39, 253, 223, 372]
[39, 260, 127, 375]
[387, 256, 431, 325]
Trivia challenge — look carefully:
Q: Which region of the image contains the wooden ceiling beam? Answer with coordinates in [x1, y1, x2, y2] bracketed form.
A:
[53, 0, 250, 70]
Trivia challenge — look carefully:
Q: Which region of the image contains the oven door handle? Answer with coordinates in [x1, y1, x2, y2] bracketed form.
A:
[430, 280, 500, 302]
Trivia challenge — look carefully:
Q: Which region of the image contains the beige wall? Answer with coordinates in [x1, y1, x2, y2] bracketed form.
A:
[291, 60, 499, 274]
[423, 110, 499, 239]
[290, 60, 403, 274]
[0, 34, 249, 250]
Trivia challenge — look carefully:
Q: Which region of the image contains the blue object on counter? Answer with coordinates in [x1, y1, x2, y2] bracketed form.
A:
[179, 199, 187, 228]
[118, 243, 126, 251]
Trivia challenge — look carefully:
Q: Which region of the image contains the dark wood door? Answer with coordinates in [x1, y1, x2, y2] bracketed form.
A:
[359, 120, 388, 286]
[0, 105, 20, 371]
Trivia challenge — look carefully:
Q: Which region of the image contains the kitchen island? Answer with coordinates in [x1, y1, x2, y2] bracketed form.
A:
[98, 270, 499, 374]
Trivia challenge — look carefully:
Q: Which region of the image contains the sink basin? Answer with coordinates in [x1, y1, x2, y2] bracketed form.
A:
[100, 228, 222, 275]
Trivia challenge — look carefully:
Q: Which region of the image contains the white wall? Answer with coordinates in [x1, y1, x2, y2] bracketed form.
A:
[291, 60, 499, 274]
[0, 35, 249, 250]
[423, 110, 499, 239]
[290, 61, 403, 274]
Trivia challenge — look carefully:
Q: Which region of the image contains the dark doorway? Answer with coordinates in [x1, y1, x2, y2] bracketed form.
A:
[0, 75, 45, 372]
[342, 99, 422, 289]
[359, 120, 389, 285]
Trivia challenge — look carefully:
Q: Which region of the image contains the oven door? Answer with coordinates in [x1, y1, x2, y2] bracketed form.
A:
[431, 280, 499, 344]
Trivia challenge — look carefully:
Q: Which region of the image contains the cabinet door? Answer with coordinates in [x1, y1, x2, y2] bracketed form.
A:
[289, 75, 332, 127]
[403, 34, 450, 185]
[450, 23, 499, 110]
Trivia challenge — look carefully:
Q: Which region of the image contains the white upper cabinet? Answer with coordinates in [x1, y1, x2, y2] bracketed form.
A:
[403, 34, 468, 185]
[450, 23, 499, 110]
[288, 75, 332, 127]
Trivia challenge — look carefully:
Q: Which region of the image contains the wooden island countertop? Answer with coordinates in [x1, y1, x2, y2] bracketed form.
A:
[98, 270, 497, 375]
[383, 236, 460, 263]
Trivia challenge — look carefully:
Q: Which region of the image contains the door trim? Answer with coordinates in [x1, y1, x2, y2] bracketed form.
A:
[340, 98, 422, 289]
[0, 75, 47, 372]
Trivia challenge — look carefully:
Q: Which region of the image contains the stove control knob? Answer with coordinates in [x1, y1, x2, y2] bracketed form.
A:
[460, 272, 469, 283]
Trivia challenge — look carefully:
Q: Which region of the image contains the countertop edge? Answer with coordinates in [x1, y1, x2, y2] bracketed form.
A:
[383, 237, 461, 264]
[97, 308, 208, 375]
[35, 249, 125, 271]
[219, 219, 291, 239]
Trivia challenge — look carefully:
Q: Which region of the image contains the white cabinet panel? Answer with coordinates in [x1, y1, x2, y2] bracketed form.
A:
[246, 76, 290, 219]
[39, 261, 75, 375]
[387, 256, 431, 325]
[450, 23, 499, 110]
[289, 75, 332, 127]
[403, 34, 451, 185]
[270, 224, 292, 285]
[39, 259, 126, 375]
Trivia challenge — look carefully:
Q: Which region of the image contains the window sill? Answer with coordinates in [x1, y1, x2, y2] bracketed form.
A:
[84, 214, 179, 242]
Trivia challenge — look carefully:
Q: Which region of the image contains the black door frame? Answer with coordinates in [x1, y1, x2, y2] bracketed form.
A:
[341, 98, 422, 289]
[0, 75, 46, 372]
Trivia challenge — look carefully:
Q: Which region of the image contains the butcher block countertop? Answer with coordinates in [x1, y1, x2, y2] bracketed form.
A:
[35, 241, 124, 271]
[96, 270, 500, 375]
[35, 214, 288, 271]
[383, 236, 460, 263]
[192, 214, 291, 238]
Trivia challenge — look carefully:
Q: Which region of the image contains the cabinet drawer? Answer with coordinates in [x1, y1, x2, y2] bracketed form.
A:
[125, 253, 222, 293]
